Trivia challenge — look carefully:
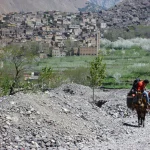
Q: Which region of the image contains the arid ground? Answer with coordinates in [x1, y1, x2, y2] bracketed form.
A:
[0, 83, 150, 150]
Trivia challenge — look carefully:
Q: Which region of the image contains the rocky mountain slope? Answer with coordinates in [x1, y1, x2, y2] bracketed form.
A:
[0, 83, 150, 149]
[0, 0, 87, 14]
[98, 0, 150, 28]
[0, 0, 124, 14]
[89, 0, 123, 9]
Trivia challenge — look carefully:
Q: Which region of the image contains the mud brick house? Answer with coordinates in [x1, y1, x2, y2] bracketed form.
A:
[74, 47, 97, 56]
[52, 47, 66, 57]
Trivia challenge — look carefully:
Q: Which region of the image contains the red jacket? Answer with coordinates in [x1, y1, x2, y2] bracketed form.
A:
[137, 80, 146, 92]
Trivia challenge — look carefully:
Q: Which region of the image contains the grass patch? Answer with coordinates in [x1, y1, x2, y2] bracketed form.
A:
[2, 38, 150, 90]
[30, 46, 150, 89]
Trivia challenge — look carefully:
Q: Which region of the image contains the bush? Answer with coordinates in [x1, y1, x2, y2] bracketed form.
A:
[63, 67, 90, 85]
[0, 75, 12, 96]
[101, 38, 150, 51]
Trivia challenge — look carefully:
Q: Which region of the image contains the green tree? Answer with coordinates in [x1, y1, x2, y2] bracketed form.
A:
[64, 39, 80, 56]
[88, 55, 106, 101]
[40, 67, 54, 89]
[39, 67, 63, 89]
[23, 41, 40, 56]
[0, 45, 36, 95]
[64, 39, 74, 56]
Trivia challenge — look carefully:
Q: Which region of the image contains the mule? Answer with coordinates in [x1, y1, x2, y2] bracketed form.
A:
[133, 92, 148, 127]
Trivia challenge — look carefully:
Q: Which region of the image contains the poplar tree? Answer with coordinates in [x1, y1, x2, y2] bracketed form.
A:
[88, 55, 106, 101]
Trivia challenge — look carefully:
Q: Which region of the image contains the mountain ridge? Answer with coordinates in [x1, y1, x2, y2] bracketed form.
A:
[0, 0, 87, 14]
[0, 0, 124, 14]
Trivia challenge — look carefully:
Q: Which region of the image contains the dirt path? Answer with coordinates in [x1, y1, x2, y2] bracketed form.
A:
[99, 89, 150, 150]
[0, 83, 150, 150]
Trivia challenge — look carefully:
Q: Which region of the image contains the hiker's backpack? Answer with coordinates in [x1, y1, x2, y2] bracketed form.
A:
[131, 78, 141, 93]
[127, 78, 140, 109]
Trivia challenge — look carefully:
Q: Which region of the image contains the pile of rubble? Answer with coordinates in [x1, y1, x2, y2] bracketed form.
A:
[0, 83, 150, 150]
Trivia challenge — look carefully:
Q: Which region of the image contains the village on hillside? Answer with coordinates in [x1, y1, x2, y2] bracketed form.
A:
[0, 11, 106, 57]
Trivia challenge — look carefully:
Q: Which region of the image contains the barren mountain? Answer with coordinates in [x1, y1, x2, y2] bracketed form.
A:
[0, 0, 125, 14]
[0, 0, 87, 14]
[0, 83, 150, 149]
[98, 0, 150, 28]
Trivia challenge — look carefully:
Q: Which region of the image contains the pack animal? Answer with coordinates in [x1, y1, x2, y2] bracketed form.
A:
[133, 92, 147, 127]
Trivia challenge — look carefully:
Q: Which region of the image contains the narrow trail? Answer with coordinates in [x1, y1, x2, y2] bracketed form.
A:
[100, 89, 150, 150]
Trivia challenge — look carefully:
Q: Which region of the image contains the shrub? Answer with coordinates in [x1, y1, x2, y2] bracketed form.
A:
[0, 75, 12, 96]
[63, 67, 90, 85]
[101, 38, 150, 51]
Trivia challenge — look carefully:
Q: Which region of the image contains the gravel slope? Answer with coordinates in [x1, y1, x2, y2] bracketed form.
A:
[0, 83, 150, 150]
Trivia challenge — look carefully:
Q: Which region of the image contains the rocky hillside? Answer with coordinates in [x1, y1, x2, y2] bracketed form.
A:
[98, 0, 150, 28]
[0, 83, 150, 149]
[78, 0, 123, 12]
[0, 0, 124, 14]
[89, 0, 123, 9]
[0, 0, 87, 14]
